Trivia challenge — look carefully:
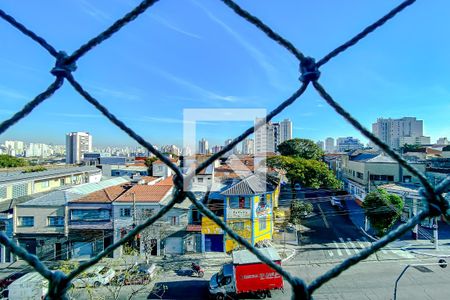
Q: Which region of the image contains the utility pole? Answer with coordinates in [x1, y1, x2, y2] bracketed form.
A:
[434, 216, 439, 250]
[132, 192, 137, 250]
[412, 198, 418, 240]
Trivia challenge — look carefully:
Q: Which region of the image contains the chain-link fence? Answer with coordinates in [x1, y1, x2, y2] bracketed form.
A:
[0, 0, 449, 299]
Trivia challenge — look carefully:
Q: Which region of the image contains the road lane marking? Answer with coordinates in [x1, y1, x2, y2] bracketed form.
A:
[338, 238, 352, 255]
[346, 238, 360, 253]
[333, 241, 343, 256]
[356, 239, 368, 249]
[317, 204, 329, 228]
[328, 250, 334, 257]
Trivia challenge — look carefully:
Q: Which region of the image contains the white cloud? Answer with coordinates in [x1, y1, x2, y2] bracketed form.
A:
[151, 15, 203, 39]
[85, 85, 142, 102]
[0, 86, 29, 101]
[77, 0, 112, 22]
[191, 0, 283, 89]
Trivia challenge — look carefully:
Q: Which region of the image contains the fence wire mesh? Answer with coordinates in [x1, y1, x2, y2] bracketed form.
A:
[0, 0, 449, 299]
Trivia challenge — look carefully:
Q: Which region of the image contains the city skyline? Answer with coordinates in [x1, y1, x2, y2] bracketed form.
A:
[0, 1, 449, 146]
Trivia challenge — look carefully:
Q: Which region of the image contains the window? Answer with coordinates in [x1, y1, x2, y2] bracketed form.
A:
[239, 197, 245, 208]
[0, 186, 6, 199]
[169, 216, 179, 225]
[259, 196, 266, 208]
[403, 176, 412, 183]
[70, 209, 110, 221]
[12, 183, 27, 198]
[40, 181, 49, 189]
[356, 172, 363, 179]
[0, 221, 6, 231]
[140, 208, 154, 218]
[48, 216, 64, 227]
[230, 198, 238, 209]
[120, 208, 131, 217]
[198, 177, 204, 183]
[232, 221, 244, 231]
[18, 216, 34, 227]
[259, 217, 267, 231]
[60, 178, 65, 186]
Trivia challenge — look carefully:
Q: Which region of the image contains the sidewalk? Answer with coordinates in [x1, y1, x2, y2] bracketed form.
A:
[403, 239, 450, 257]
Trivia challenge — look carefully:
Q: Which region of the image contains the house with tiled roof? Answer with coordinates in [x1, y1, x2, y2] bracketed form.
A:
[11, 177, 130, 261]
[201, 173, 279, 253]
[111, 178, 194, 257]
[152, 157, 179, 178]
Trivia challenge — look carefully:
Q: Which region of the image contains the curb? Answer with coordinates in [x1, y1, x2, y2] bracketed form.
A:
[408, 249, 450, 258]
[359, 227, 378, 242]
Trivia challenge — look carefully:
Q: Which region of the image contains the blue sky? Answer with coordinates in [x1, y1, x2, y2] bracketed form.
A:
[0, 0, 449, 147]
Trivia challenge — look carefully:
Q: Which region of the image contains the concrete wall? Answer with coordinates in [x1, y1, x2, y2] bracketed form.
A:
[14, 206, 67, 235]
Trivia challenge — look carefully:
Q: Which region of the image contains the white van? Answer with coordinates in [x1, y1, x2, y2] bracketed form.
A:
[8, 272, 48, 300]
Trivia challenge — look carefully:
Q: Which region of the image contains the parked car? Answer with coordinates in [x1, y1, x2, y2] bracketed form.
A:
[71, 265, 115, 288]
[0, 272, 27, 299]
[113, 263, 157, 285]
[7, 272, 47, 300]
[294, 183, 301, 191]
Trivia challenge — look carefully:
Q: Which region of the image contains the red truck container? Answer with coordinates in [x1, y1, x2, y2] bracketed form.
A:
[209, 247, 283, 299]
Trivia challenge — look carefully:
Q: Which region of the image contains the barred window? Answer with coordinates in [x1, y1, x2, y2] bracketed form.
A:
[120, 208, 131, 217]
[12, 183, 27, 198]
[18, 216, 34, 227]
[0, 186, 6, 199]
[48, 216, 64, 227]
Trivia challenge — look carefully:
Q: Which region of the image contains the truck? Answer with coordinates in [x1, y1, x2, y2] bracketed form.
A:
[209, 247, 283, 299]
[7, 272, 48, 300]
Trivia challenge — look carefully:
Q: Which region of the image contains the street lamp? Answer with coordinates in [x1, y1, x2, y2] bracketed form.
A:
[393, 259, 447, 300]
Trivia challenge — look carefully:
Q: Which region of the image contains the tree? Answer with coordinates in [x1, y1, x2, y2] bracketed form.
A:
[277, 138, 324, 160]
[144, 157, 158, 175]
[363, 189, 404, 235]
[290, 200, 313, 225]
[267, 156, 341, 189]
[0, 154, 29, 168]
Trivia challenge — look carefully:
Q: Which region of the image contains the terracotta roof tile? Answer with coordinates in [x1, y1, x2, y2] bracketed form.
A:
[155, 176, 174, 186]
[115, 185, 173, 202]
[71, 184, 130, 203]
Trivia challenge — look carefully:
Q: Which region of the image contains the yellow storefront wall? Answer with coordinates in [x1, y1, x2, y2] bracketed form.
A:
[225, 219, 252, 253]
[201, 216, 223, 235]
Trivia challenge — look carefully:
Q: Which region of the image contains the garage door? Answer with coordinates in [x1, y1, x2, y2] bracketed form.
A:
[165, 237, 183, 255]
[72, 242, 93, 258]
[205, 234, 224, 252]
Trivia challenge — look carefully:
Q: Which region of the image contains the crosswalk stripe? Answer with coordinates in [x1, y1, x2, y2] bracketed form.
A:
[346, 238, 359, 253]
[333, 241, 343, 256]
[328, 250, 334, 257]
[338, 238, 352, 255]
[356, 239, 368, 249]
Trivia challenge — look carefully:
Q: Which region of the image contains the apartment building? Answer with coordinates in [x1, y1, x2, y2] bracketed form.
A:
[0, 166, 101, 205]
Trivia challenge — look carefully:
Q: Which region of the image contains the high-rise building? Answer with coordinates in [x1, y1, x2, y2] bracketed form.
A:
[279, 119, 292, 144]
[66, 132, 92, 164]
[242, 138, 254, 155]
[211, 145, 223, 154]
[316, 140, 324, 151]
[372, 117, 427, 149]
[254, 118, 293, 154]
[198, 138, 209, 155]
[336, 137, 364, 152]
[5, 140, 25, 156]
[436, 137, 449, 145]
[325, 137, 335, 153]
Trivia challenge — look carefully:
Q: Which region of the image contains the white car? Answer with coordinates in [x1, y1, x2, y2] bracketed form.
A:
[71, 265, 116, 288]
